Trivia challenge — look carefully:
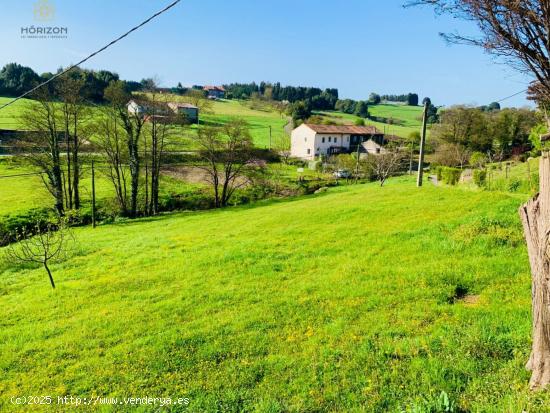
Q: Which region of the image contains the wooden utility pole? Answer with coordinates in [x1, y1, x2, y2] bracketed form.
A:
[91, 160, 96, 228]
[416, 100, 429, 187]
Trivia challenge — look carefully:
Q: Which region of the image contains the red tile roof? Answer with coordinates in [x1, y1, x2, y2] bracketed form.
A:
[303, 124, 382, 135]
[204, 85, 225, 92]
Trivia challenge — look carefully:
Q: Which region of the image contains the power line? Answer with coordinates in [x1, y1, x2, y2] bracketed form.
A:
[496, 88, 528, 103]
[0, 0, 182, 112]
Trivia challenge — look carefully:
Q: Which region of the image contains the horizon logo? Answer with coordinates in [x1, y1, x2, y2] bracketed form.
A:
[33, 0, 55, 22]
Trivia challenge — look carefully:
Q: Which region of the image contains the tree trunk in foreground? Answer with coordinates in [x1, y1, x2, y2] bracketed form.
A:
[520, 151, 550, 389]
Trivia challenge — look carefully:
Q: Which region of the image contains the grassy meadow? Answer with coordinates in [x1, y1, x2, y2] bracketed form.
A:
[0, 176, 543, 412]
[316, 105, 423, 139]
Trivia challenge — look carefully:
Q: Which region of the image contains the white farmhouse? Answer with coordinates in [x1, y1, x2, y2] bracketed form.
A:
[290, 124, 386, 160]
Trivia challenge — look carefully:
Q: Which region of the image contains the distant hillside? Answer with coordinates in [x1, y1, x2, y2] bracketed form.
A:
[316, 103, 425, 138]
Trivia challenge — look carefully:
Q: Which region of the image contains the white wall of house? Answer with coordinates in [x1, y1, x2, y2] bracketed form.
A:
[290, 124, 317, 160]
[127, 100, 144, 115]
[291, 125, 357, 160]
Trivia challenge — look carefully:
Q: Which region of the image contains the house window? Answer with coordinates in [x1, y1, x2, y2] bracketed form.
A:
[347, 136, 350, 142]
[307, 149, 311, 154]
[376, 148, 381, 154]
[328, 137, 331, 143]
[322, 137, 325, 143]
[335, 137, 338, 144]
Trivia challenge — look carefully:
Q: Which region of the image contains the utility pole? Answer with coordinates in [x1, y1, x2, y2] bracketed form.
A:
[91, 160, 96, 228]
[417, 100, 429, 187]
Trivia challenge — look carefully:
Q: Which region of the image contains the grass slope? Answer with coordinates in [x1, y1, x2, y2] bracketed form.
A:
[317, 104, 424, 139]
[0, 178, 540, 412]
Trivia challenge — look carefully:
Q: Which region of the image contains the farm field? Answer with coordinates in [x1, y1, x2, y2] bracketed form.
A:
[0, 159, 206, 218]
[317, 105, 424, 139]
[0, 177, 541, 412]
[0, 96, 288, 148]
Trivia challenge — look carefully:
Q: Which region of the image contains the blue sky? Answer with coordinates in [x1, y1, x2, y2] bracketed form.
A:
[0, 0, 532, 107]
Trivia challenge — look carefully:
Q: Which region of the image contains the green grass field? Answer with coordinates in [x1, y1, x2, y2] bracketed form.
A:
[1, 176, 543, 412]
[317, 104, 424, 139]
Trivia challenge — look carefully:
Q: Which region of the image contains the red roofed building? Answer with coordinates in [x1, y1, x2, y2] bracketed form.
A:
[291, 123, 386, 160]
[203, 85, 225, 99]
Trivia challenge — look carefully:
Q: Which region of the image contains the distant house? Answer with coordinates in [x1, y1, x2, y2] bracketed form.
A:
[203, 85, 225, 99]
[127, 99, 148, 116]
[167, 102, 199, 124]
[290, 124, 386, 160]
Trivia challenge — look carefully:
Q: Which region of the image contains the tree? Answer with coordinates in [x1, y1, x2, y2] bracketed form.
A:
[407, 93, 419, 106]
[19, 88, 65, 214]
[57, 76, 89, 210]
[354, 101, 369, 118]
[412, 0, 550, 388]
[0, 63, 40, 96]
[432, 106, 490, 152]
[144, 90, 178, 215]
[195, 119, 258, 207]
[183, 89, 212, 114]
[104, 81, 145, 217]
[273, 131, 291, 164]
[95, 104, 130, 215]
[434, 142, 472, 169]
[470, 151, 487, 169]
[288, 100, 312, 122]
[4, 221, 74, 289]
[367, 148, 405, 187]
[369, 93, 381, 105]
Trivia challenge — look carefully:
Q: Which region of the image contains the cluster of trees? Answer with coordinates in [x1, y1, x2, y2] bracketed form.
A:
[223, 82, 339, 110]
[335, 99, 369, 118]
[431, 105, 540, 167]
[17, 75, 260, 219]
[0, 62, 159, 104]
[379, 93, 419, 106]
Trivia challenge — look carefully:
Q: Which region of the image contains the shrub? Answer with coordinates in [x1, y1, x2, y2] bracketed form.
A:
[473, 169, 487, 188]
[508, 179, 521, 192]
[354, 118, 365, 126]
[440, 167, 462, 185]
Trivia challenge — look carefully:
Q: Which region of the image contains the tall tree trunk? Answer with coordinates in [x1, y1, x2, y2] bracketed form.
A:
[72, 115, 80, 209]
[520, 152, 550, 389]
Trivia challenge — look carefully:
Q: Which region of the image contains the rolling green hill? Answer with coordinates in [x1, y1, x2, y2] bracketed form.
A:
[317, 104, 425, 139]
[0, 96, 288, 148]
[0, 177, 540, 412]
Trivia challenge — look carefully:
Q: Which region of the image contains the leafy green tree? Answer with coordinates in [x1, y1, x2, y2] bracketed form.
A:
[0, 63, 40, 96]
[407, 93, 419, 106]
[354, 101, 369, 118]
[369, 93, 381, 105]
[289, 100, 312, 122]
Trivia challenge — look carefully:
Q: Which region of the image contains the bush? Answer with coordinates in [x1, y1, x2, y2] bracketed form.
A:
[473, 169, 487, 188]
[354, 118, 365, 126]
[0, 208, 57, 246]
[440, 167, 462, 185]
[508, 179, 521, 192]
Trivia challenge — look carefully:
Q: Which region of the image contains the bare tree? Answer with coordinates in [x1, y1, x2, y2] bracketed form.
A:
[410, 0, 550, 389]
[434, 142, 472, 169]
[273, 131, 291, 164]
[367, 149, 405, 187]
[104, 81, 145, 218]
[4, 222, 74, 289]
[183, 89, 213, 115]
[145, 91, 178, 215]
[57, 76, 89, 210]
[195, 119, 257, 207]
[95, 105, 130, 215]
[19, 88, 65, 215]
